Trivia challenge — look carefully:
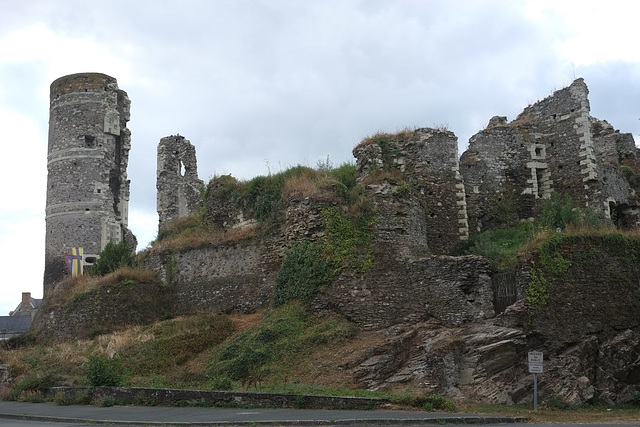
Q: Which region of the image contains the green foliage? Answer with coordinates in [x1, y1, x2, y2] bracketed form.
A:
[120, 315, 235, 376]
[329, 162, 360, 203]
[273, 240, 332, 306]
[9, 372, 62, 396]
[209, 375, 234, 390]
[90, 240, 134, 276]
[526, 235, 571, 308]
[538, 193, 579, 230]
[84, 354, 126, 386]
[488, 190, 520, 226]
[156, 213, 207, 242]
[526, 264, 550, 307]
[456, 222, 534, 270]
[321, 206, 377, 274]
[537, 193, 608, 231]
[208, 303, 354, 382]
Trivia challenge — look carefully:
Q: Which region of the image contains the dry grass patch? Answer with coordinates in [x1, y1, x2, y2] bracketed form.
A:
[44, 268, 158, 309]
[356, 128, 416, 149]
[282, 173, 340, 202]
[150, 224, 257, 253]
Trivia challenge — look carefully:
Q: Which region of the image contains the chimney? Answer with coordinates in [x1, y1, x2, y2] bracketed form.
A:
[22, 292, 31, 308]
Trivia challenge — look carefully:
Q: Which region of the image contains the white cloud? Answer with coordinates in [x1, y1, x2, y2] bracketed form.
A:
[0, 22, 132, 86]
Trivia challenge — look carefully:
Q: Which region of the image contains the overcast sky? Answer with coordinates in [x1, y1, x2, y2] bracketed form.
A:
[1, 0, 639, 315]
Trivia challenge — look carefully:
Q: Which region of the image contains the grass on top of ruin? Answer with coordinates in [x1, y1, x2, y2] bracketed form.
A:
[457, 193, 623, 271]
[149, 160, 362, 252]
[42, 267, 159, 310]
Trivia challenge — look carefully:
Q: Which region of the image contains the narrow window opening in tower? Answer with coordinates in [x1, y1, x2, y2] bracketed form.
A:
[180, 160, 186, 177]
[535, 168, 546, 198]
[84, 135, 95, 148]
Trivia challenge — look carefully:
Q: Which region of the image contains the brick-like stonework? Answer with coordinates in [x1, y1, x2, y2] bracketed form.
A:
[156, 135, 204, 229]
[44, 73, 136, 292]
[460, 78, 640, 233]
[353, 128, 469, 255]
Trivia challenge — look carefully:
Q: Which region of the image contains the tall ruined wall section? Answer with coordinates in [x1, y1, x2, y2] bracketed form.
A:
[460, 78, 640, 233]
[353, 128, 469, 255]
[156, 135, 204, 229]
[45, 73, 135, 292]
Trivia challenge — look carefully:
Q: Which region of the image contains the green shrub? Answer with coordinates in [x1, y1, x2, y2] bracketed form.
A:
[10, 372, 62, 394]
[455, 222, 533, 270]
[209, 375, 234, 390]
[84, 354, 126, 386]
[321, 206, 376, 275]
[537, 193, 608, 231]
[90, 240, 134, 276]
[273, 240, 332, 306]
[390, 393, 456, 411]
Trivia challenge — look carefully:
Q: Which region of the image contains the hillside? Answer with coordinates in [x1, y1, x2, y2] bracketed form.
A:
[1, 159, 638, 408]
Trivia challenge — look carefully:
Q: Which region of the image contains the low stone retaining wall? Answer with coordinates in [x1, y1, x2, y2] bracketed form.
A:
[46, 387, 385, 410]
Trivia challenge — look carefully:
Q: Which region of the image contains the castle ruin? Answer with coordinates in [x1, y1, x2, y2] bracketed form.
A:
[156, 135, 204, 229]
[460, 78, 640, 232]
[44, 73, 136, 292]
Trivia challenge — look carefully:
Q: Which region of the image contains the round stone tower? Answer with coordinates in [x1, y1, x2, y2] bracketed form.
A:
[44, 73, 136, 292]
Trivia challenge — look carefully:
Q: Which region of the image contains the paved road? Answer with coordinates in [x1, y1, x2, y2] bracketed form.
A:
[0, 400, 526, 426]
[1, 401, 638, 427]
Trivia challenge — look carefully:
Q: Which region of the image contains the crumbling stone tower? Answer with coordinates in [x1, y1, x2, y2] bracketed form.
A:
[156, 135, 204, 230]
[353, 128, 469, 255]
[461, 78, 640, 233]
[44, 73, 135, 292]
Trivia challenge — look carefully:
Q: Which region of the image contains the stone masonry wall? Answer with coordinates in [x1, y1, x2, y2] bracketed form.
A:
[353, 128, 469, 255]
[460, 78, 640, 233]
[315, 252, 494, 329]
[143, 241, 274, 314]
[45, 73, 135, 292]
[157, 135, 204, 229]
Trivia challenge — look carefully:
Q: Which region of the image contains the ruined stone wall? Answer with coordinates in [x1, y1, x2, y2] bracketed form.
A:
[143, 241, 273, 314]
[156, 135, 204, 229]
[461, 78, 640, 233]
[45, 73, 135, 292]
[315, 252, 494, 329]
[353, 128, 469, 255]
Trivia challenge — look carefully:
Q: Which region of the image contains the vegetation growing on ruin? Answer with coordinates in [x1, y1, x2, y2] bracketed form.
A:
[620, 160, 640, 195]
[356, 128, 415, 150]
[460, 193, 611, 271]
[151, 160, 362, 251]
[272, 240, 332, 306]
[321, 204, 377, 275]
[89, 240, 135, 276]
[40, 267, 159, 312]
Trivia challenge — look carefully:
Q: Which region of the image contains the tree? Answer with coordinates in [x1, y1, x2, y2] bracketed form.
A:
[90, 240, 134, 276]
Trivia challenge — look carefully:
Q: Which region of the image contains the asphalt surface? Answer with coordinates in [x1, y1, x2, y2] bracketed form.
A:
[0, 400, 528, 426]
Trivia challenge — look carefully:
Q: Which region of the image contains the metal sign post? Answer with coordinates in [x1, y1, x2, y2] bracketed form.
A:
[528, 351, 543, 412]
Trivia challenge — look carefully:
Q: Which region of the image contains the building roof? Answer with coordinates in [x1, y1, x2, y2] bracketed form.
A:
[0, 315, 32, 334]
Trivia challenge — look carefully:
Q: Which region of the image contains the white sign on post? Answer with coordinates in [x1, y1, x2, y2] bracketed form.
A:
[528, 350, 543, 412]
[528, 351, 543, 373]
